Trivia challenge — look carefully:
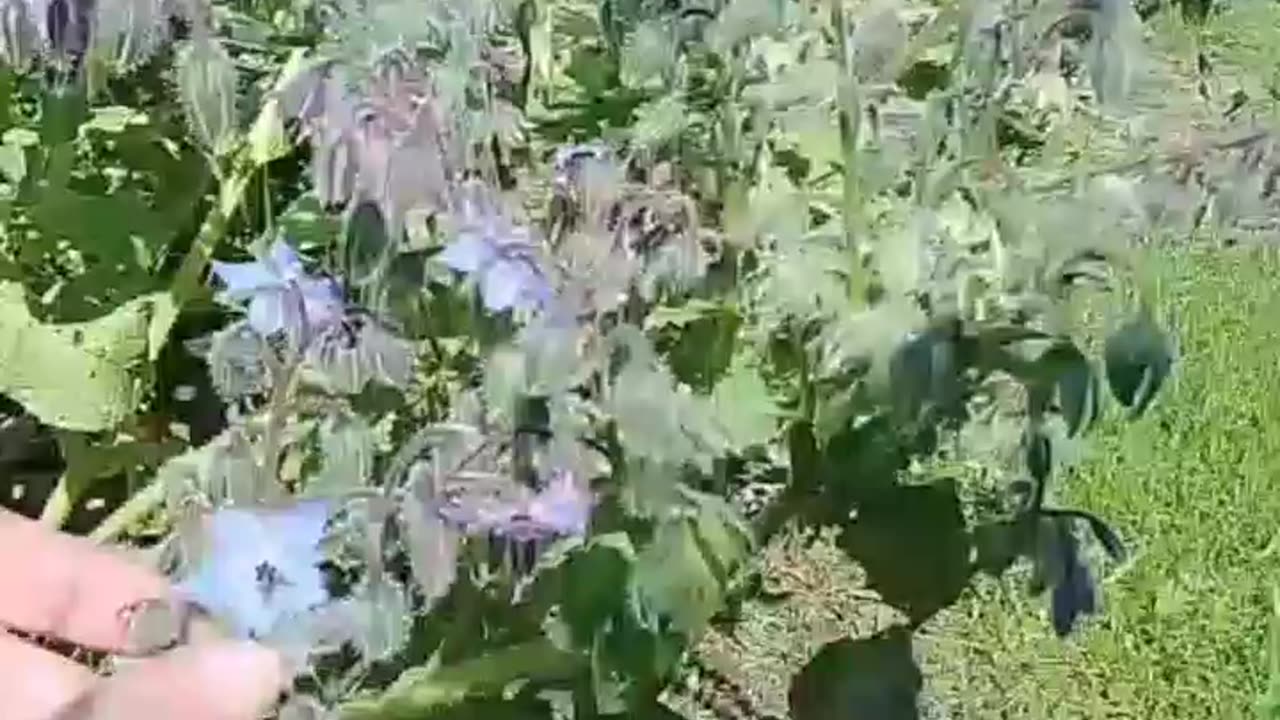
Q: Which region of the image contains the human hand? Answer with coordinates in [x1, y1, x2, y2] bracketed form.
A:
[0, 509, 287, 720]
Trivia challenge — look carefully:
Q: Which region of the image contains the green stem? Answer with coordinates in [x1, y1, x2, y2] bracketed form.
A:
[831, 0, 863, 252]
[90, 478, 166, 543]
[38, 470, 74, 527]
[337, 639, 582, 720]
[87, 155, 255, 545]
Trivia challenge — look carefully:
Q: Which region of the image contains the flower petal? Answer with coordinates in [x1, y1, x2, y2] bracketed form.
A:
[247, 291, 291, 338]
[267, 240, 306, 281]
[439, 233, 497, 274]
[298, 278, 345, 332]
[264, 500, 332, 555]
[210, 259, 280, 299]
[526, 471, 592, 537]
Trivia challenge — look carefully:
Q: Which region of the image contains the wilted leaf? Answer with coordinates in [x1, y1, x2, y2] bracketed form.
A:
[1045, 343, 1102, 437]
[1103, 310, 1173, 417]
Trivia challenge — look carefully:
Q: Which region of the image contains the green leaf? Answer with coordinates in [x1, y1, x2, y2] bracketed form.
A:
[708, 354, 781, 451]
[1032, 342, 1102, 437]
[789, 628, 923, 720]
[342, 200, 392, 288]
[247, 48, 310, 165]
[1103, 310, 1174, 417]
[0, 140, 24, 184]
[620, 19, 676, 88]
[629, 94, 687, 151]
[630, 517, 724, 637]
[0, 283, 156, 431]
[81, 105, 148, 135]
[558, 532, 636, 648]
[836, 479, 972, 625]
[307, 411, 376, 498]
[175, 36, 239, 156]
[684, 488, 753, 584]
[40, 87, 88, 147]
[350, 577, 410, 661]
[338, 640, 581, 720]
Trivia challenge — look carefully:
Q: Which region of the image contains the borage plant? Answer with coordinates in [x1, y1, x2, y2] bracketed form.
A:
[14, 0, 1280, 717]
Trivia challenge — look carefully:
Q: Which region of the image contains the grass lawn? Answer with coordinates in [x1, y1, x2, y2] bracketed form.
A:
[924, 245, 1280, 718]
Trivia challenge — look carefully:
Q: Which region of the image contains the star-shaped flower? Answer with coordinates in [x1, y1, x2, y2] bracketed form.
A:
[210, 240, 344, 344]
[176, 500, 332, 641]
[438, 200, 554, 314]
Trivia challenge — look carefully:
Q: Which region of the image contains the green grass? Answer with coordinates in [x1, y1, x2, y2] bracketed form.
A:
[924, 245, 1280, 718]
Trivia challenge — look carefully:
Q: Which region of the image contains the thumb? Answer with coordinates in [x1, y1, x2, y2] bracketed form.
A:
[71, 641, 286, 720]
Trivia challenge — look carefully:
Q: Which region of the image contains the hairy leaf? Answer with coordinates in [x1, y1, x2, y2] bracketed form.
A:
[176, 35, 239, 156]
[0, 283, 156, 431]
[630, 516, 723, 637]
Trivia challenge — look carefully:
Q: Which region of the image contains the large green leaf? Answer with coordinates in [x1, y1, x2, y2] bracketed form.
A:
[789, 628, 923, 720]
[708, 354, 781, 451]
[0, 283, 157, 431]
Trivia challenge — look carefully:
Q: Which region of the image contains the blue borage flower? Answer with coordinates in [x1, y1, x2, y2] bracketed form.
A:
[436, 469, 593, 542]
[438, 192, 555, 315]
[209, 240, 345, 345]
[176, 500, 332, 641]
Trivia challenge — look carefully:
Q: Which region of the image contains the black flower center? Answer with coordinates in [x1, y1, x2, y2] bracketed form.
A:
[254, 561, 292, 601]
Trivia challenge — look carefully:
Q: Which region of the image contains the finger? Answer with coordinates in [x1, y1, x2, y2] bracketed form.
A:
[71, 641, 287, 720]
[0, 509, 172, 652]
[0, 631, 96, 720]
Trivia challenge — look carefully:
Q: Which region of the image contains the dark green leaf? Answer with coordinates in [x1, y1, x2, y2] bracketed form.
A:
[1104, 310, 1174, 417]
[338, 640, 580, 720]
[836, 479, 972, 625]
[789, 627, 922, 720]
[559, 533, 635, 648]
[630, 517, 724, 637]
[1025, 427, 1052, 483]
[343, 200, 392, 287]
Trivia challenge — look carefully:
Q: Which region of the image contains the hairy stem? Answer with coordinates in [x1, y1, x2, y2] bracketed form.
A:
[90, 479, 166, 543]
[831, 0, 864, 253]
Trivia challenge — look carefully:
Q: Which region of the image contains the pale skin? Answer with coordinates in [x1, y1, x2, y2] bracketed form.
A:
[0, 509, 287, 720]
